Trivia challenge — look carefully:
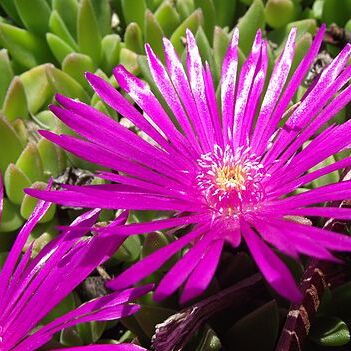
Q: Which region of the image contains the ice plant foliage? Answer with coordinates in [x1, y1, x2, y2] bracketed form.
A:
[27, 25, 351, 303]
[0, 175, 149, 351]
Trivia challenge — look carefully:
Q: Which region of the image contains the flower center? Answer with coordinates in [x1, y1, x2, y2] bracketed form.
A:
[215, 164, 247, 191]
[196, 145, 268, 218]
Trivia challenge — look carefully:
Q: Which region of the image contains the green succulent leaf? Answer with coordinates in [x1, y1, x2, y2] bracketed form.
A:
[62, 53, 95, 91]
[145, 10, 165, 60]
[176, 0, 195, 20]
[77, 0, 102, 66]
[121, 0, 147, 31]
[170, 8, 204, 54]
[114, 235, 141, 262]
[2, 76, 28, 121]
[119, 48, 140, 75]
[91, 0, 111, 37]
[37, 137, 67, 178]
[213, 26, 230, 81]
[93, 100, 110, 115]
[21, 182, 56, 222]
[196, 27, 215, 74]
[28, 224, 57, 252]
[0, 0, 23, 25]
[16, 142, 44, 182]
[310, 317, 350, 347]
[0, 22, 52, 69]
[77, 322, 107, 345]
[42, 293, 76, 323]
[311, 0, 324, 20]
[237, 0, 265, 56]
[194, 0, 215, 42]
[154, 1, 180, 37]
[14, 0, 51, 36]
[52, 0, 78, 37]
[141, 232, 170, 258]
[33, 110, 57, 130]
[0, 115, 23, 173]
[46, 64, 90, 103]
[60, 326, 83, 346]
[0, 49, 14, 107]
[146, 0, 163, 11]
[46, 32, 75, 64]
[269, 19, 317, 47]
[264, 0, 300, 29]
[289, 32, 312, 79]
[4, 163, 31, 205]
[101, 34, 121, 75]
[11, 119, 27, 146]
[125, 22, 144, 55]
[0, 198, 23, 232]
[214, 0, 237, 28]
[322, 0, 351, 26]
[49, 10, 78, 51]
[287, 18, 317, 40]
[20, 64, 53, 114]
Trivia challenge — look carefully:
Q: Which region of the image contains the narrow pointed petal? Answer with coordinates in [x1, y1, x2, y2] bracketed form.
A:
[154, 230, 217, 301]
[285, 207, 351, 220]
[203, 62, 223, 146]
[163, 37, 210, 151]
[240, 41, 268, 146]
[107, 225, 207, 291]
[252, 28, 296, 152]
[186, 29, 215, 149]
[85, 72, 180, 155]
[145, 43, 201, 153]
[262, 218, 351, 253]
[113, 65, 194, 160]
[52, 345, 147, 351]
[241, 221, 302, 303]
[25, 187, 198, 211]
[254, 219, 339, 262]
[221, 28, 239, 144]
[0, 192, 51, 309]
[180, 239, 223, 304]
[53, 96, 188, 172]
[255, 24, 325, 156]
[232, 30, 262, 148]
[39, 131, 189, 189]
[99, 213, 207, 236]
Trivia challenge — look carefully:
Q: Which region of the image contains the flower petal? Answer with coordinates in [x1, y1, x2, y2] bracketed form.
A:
[241, 221, 302, 303]
[180, 239, 224, 304]
[51, 345, 147, 351]
[107, 225, 207, 291]
[154, 229, 217, 301]
[221, 27, 239, 144]
[232, 29, 262, 148]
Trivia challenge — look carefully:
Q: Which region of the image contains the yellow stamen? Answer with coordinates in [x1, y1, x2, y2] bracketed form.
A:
[215, 165, 246, 191]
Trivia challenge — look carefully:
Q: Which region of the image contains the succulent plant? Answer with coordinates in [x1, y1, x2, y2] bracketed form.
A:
[2, 0, 351, 349]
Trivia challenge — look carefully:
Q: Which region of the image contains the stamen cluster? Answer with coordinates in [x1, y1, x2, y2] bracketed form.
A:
[197, 145, 268, 218]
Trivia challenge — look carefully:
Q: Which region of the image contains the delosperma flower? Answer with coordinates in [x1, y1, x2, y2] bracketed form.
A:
[27, 24, 351, 303]
[0, 175, 149, 351]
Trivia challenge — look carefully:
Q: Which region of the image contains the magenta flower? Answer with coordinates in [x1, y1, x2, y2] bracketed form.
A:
[27, 25, 351, 304]
[0, 175, 149, 351]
